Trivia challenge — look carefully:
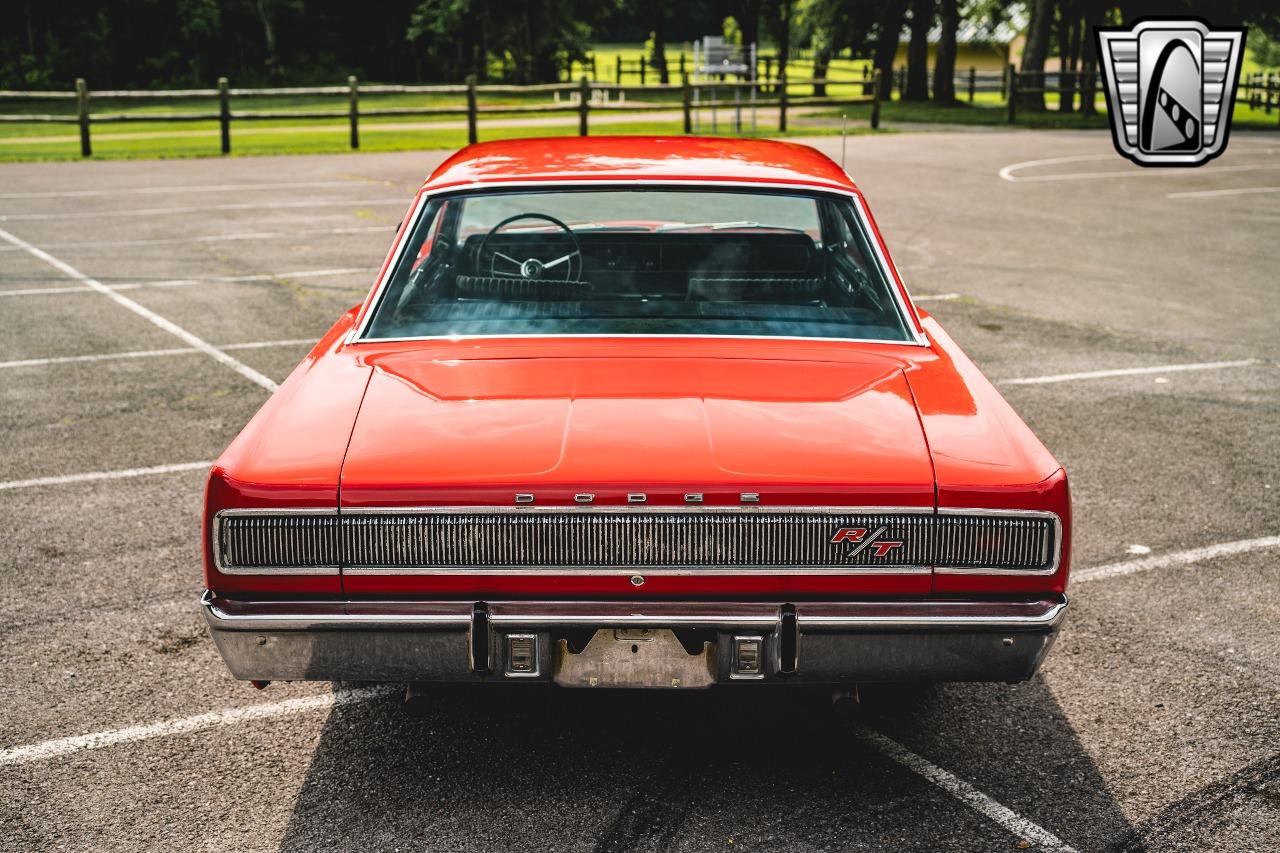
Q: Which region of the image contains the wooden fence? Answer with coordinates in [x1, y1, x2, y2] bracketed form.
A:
[1004, 67, 1102, 122]
[1242, 72, 1280, 123]
[0, 72, 881, 157]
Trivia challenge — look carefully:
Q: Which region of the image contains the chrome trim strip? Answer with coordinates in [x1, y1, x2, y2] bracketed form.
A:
[202, 591, 1067, 631]
[347, 191, 429, 343]
[200, 591, 472, 627]
[796, 600, 1068, 629]
[489, 614, 780, 627]
[849, 192, 926, 343]
[338, 504, 934, 516]
[932, 508, 1063, 577]
[349, 179, 928, 347]
[341, 566, 932, 576]
[347, 332, 928, 346]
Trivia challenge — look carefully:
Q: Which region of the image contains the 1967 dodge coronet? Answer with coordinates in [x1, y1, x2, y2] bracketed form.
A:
[202, 136, 1070, 689]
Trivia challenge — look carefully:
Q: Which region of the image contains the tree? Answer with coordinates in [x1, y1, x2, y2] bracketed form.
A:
[730, 0, 764, 50]
[764, 0, 795, 86]
[903, 0, 933, 101]
[796, 0, 881, 96]
[933, 0, 959, 101]
[798, 0, 836, 95]
[871, 0, 909, 100]
[1020, 0, 1055, 111]
[649, 0, 669, 84]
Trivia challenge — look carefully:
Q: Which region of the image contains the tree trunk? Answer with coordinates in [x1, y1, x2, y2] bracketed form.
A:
[733, 1, 763, 52]
[1079, 2, 1102, 116]
[652, 0, 669, 84]
[812, 44, 831, 97]
[1020, 0, 1055, 111]
[1056, 3, 1073, 112]
[903, 0, 932, 101]
[872, 0, 909, 101]
[933, 0, 958, 102]
[768, 1, 794, 90]
[255, 0, 281, 81]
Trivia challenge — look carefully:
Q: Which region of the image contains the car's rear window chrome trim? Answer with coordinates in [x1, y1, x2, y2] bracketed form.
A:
[347, 180, 929, 348]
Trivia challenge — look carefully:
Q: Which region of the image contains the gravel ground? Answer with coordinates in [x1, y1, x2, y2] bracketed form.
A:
[0, 129, 1277, 852]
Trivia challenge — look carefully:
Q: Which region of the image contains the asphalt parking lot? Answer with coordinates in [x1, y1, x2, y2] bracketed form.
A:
[1, 129, 1277, 852]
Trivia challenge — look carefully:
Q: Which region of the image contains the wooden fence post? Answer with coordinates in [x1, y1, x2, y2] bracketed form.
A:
[348, 75, 359, 149]
[1006, 65, 1017, 124]
[968, 67, 975, 103]
[870, 69, 882, 130]
[778, 69, 788, 132]
[616, 55, 622, 84]
[218, 77, 231, 154]
[75, 78, 91, 158]
[591, 56, 597, 80]
[466, 74, 478, 144]
[578, 76, 589, 136]
[1000, 64, 1008, 100]
[679, 53, 686, 78]
[640, 56, 646, 86]
[682, 74, 693, 134]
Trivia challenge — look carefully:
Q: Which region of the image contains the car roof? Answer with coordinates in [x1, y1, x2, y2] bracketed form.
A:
[421, 136, 858, 194]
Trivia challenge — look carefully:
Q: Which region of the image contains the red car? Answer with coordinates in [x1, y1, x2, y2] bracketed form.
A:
[202, 137, 1069, 689]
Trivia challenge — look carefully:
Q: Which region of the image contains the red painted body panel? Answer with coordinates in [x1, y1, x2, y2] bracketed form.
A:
[339, 355, 934, 497]
[202, 307, 369, 594]
[421, 136, 858, 194]
[205, 138, 1070, 599]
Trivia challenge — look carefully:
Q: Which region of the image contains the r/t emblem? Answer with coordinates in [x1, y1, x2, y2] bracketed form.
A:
[830, 526, 904, 559]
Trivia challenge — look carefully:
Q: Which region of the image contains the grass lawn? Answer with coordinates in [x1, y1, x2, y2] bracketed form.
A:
[0, 113, 886, 162]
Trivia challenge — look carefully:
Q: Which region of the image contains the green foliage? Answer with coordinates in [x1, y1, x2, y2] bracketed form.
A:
[722, 17, 744, 46]
[1250, 30, 1280, 68]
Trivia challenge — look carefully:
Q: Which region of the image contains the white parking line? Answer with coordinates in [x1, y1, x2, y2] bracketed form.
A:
[0, 224, 389, 253]
[0, 267, 375, 298]
[913, 293, 961, 302]
[0, 686, 395, 767]
[0, 180, 389, 200]
[1166, 186, 1280, 200]
[0, 686, 1076, 853]
[0, 461, 212, 492]
[0, 338, 313, 370]
[852, 726, 1078, 852]
[0, 228, 279, 392]
[999, 359, 1260, 386]
[0, 197, 404, 222]
[998, 155, 1280, 183]
[1073, 536, 1280, 583]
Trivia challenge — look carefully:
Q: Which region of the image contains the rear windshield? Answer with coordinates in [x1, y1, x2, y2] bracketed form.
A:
[361, 188, 914, 342]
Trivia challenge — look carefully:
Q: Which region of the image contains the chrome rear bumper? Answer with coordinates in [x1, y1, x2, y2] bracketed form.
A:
[201, 591, 1067, 685]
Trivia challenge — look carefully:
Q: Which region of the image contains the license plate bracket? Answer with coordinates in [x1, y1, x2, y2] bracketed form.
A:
[553, 628, 716, 688]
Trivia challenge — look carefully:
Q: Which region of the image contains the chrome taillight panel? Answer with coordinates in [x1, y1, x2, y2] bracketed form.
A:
[213, 506, 1061, 577]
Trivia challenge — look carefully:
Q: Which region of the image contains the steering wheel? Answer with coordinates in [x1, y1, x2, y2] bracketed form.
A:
[476, 213, 583, 283]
